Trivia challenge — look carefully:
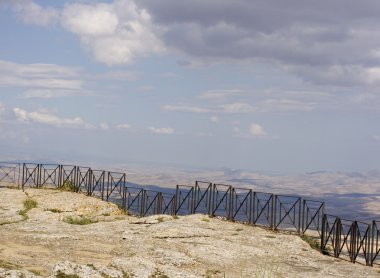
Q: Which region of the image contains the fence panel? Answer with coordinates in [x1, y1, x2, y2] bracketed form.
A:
[38, 164, 61, 188]
[88, 170, 106, 200]
[370, 221, 380, 266]
[22, 163, 40, 188]
[253, 192, 274, 228]
[60, 165, 78, 190]
[125, 187, 144, 215]
[194, 181, 213, 215]
[274, 195, 302, 233]
[231, 188, 252, 223]
[106, 172, 126, 209]
[175, 185, 195, 215]
[0, 162, 21, 186]
[212, 184, 233, 219]
[302, 200, 324, 235]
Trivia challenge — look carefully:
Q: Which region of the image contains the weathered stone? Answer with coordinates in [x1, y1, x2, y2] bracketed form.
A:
[0, 187, 379, 277]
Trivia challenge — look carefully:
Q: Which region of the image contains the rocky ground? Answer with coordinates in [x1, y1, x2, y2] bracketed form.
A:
[0, 187, 379, 278]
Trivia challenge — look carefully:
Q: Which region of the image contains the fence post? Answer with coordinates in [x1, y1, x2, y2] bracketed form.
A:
[140, 190, 146, 217]
[297, 198, 301, 234]
[271, 194, 276, 230]
[228, 186, 233, 220]
[370, 220, 375, 266]
[350, 221, 357, 263]
[209, 184, 215, 217]
[335, 218, 342, 258]
[175, 185, 179, 214]
[320, 213, 326, 253]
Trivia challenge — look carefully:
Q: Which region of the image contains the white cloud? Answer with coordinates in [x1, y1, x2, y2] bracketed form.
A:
[0, 60, 83, 90]
[210, 116, 219, 123]
[62, 3, 118, 36]
[12, 0, 59, 26]
[22, 89, 90, 99]
[259, 99, 315, 112]
[148, 127, 174, 134]
[0, 102, 4, 115]
[233, 126, 240, 133]
[100, 122, 110, 130]
[116, 123, 131, 129]
[249, 123, 267, 138]
[94, 71, 137, 81]
[199, 89, 243, 100]
[61, 0, 164, 65]
[373, 135, 380, 141]
[163, 105, 211, 113]
[219, 102, 255, 113]
[13, 107, 94, 129]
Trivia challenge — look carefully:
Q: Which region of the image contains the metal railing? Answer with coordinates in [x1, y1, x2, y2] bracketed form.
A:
[0, 162, 379, 267]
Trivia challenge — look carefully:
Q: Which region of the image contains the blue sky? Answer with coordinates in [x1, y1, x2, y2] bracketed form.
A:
[0, 0, 380, 173]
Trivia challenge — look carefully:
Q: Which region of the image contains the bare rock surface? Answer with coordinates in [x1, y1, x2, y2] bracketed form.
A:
[0, 187, 379, 277]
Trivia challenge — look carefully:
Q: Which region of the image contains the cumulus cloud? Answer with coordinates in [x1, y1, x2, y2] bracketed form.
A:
[99, 122, 110, 130]
[116, 123, 131, 129]
[13, 108, 94, 129]
[61, 0, 164, 65]
[62, 3, 119, 36]
[138, 0, 380, 87]
[148, 126, 174, 134]
[249, 123, 267, 138]
[11, 0, 59, 26]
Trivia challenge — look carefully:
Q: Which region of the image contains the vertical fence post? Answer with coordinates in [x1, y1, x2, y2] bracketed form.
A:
[297, 198, 301, 234]
[301, 199, 306, 234]
[248, 189, 253, 225]
[320, 213, 326, 253]
[350, 221, 356, 263]
[228, 186, 233, 220]
[335, 218, 341, 258]
[271, 194, 276, 230]
[370, 220, 375, 266]
[209, 184, 214, 217]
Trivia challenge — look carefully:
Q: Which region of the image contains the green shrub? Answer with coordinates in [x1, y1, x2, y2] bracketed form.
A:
[18, 198, 38, 220]
[55, 270, 80, 278]
[60, 180, 77, 192]
[148, 268, 168, 278]
[301, 234, 321, 251]
[63, 216, 98, 225]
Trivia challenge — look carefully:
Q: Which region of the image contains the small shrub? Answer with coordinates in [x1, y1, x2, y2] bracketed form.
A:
[46, 208, 62, 213]
[0, 260, 17, 270]
[23, 198, 38, 210]
[172, 215, 179, 219]
[122, 271, 135, 278]
[18, 198, 38, 220]
[86, 264, 96, 270]
[205, 269, 223, 278]
[55, 270, 80, 278]
[201, 217, 210, 222]
[60, 180, 77, 192]
[301, 234, 321, 251]
[148, 268, 168, 278]
[63, 216, 98, 225]
[156, 217, 164, 223]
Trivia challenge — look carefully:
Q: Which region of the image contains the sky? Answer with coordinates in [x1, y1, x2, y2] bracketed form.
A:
[0, 0, 380, 174]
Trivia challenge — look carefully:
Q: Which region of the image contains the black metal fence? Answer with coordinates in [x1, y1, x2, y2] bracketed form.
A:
[0, 162, 379, 267]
